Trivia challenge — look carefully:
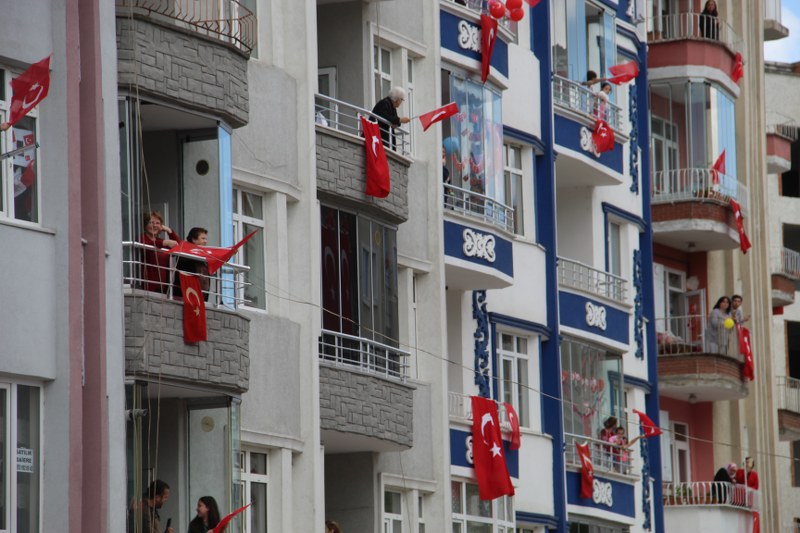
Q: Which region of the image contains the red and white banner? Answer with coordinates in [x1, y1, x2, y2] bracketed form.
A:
[607, 60, 639, 85]
[730, 199, 752, 254]
[8, 56, 51, 127]
[418, 102, 459, 132]
[503, 402, 521, 451]
[179, 273, 207, 343]
[480, 15, 498, 84]
[471, 396, 514, 500]
[359, 116, 391, 198]
[592, 119, 615, 153]
[738, 325, 754, 381]
[575, 441, 593, 499]
[633, 409, 663, 437]
[170, 230, 259, 275]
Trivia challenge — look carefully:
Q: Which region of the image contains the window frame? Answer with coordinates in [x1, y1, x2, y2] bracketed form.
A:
[497, 331, 532, 429]
[451, 480, 514, 533]
[503, 142, 526, 237]
[238, 448, 269, 533]
[232, 186, 267, 311]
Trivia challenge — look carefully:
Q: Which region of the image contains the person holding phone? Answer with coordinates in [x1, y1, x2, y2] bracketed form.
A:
[128, 479, 175, 533]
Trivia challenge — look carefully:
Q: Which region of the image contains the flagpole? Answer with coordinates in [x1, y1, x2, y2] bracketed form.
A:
[0, 142, 39, 161]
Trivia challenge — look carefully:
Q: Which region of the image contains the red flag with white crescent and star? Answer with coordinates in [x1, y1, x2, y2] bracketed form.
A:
[633, 409, 663, 437]
[8, 56, 51, 127]
[524, 0, 541, 6]
[360, 116, 391, 198]
[471, 396, 514, 500]
[575, 441, 594, 499]
[179, 273, 207, 343]
[607, 60, 639, 85]
[480, 15, 498, 84]
[418, 102, 459, 132]
[170, 230, 260, 275]
[738, 324, 754, 381]
[503, 402, 521, 451]
[732, 52, 744, 84]
[592, 119, 615, 153]
[711, 150, 726, 187]
[211, 504, 252, 533]
[730, 199, 752, 254]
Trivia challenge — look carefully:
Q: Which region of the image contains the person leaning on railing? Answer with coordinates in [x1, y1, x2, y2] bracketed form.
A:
[699, 0, 719, 40]
[371, 86, 410, 148]
[139, 211, 178, 293]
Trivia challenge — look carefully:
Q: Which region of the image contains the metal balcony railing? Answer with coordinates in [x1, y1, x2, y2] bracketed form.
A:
[314, 93, 411, 158]
[557, 257, 628, 304]
[553, 75, 623, 131]
[443, 183, 515, 233]
[319, 329, 410, 382]
[777, 376, 800, 414]
[447, 391, 512, 431]
[122, 241, 251, 310]
[116, 0, 257, 54]
[655, 314, 743, 361]
[651, 167, 748, 214]
[564, 433, 635, 476]
[777, 247, 800, 279]
[663, 481, 758, 510]
[767, 122, 799, 141]
[647, 12, 740, 52]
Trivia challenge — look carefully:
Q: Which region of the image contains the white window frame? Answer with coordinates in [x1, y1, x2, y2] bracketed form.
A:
[232, 187, 267, 310]
[373, 44, 393, 104]
[451, 480, 514, 533]
[671, 420, 691, 483]
[503, 143, 526, 237]
[497, 331, 532, 429]
[380, 475, 433, 533]
[239, 448, 269, 533]
[383, 488, 403, 533]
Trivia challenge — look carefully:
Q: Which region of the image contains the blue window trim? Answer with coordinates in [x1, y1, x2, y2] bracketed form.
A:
[488, 312, 551, 339]
[503, 125, 547, 154]
[623, 373, 653, 393]
[602, 202, 646, 231]
[617, 47, 639, 62]
[516, 511, 559, 528]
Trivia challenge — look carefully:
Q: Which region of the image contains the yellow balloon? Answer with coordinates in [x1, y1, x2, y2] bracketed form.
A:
[724, 317, 735, 329]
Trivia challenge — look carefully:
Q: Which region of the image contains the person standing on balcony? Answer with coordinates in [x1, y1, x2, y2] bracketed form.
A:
[735, 456, 759, 489]
[705, 296, 731, 353]
[371, 87, 411, 148]
[188, 496, 221, 533]
[593, 82, 613, 122]
[699, 0, 719, 41]
[139, 211, 179, 293]
[173, 227, 211, 300]
[731, 294, 751, 325]
[128, 479, 176, 533]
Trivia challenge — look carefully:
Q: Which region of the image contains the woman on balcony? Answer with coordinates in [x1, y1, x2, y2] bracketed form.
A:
[705, 296, 732, 354]
[699, 0, 720, 41]
[139, 211, 179, 293]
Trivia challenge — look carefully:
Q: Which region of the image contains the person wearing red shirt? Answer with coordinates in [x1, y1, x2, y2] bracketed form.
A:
[138, 211, 179, 293]
[735, 456, 759, 489]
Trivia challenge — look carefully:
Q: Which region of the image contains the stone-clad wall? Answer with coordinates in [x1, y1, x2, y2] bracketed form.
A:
[124, 294, 250, 393]
[319, 364, 414, 449]
[116, 16, 249, 127]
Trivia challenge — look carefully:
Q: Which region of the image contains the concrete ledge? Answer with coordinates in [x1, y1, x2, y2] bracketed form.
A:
[778, 409, 800, 441]
[658, 353, 747, 402]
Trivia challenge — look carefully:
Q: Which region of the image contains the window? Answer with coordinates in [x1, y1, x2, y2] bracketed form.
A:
[374, 45, 393, 103]
[498, 333, 531, 428]
[418, 495, 425, 533]
[384, 490, 403, 533]
[607, 221, 621, 276]
[671, 421, 691, 483]
[503, 143, 525, 236]
[406, 57, 416, 154]
[451, 481, 514, 533]
[551, 1, 616, 82]
[233, 187, 267, 310]
[239, 449, 268, 533]
[569, 521, 630, 533]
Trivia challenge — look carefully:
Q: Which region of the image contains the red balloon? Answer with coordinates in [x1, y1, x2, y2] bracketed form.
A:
[509, 6, 524, 21]
[506, 0, 522, 9]
[489, 1, 506, 19]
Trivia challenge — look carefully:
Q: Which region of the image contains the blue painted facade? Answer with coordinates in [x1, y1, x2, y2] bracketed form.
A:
[565, 471, 637, 518]
[449, 428, 520, 479]
[553, 114, 624, 173]
[444, 220, 514, 278]
[440, 10, 510, 78]
[558, 291, 631, 344]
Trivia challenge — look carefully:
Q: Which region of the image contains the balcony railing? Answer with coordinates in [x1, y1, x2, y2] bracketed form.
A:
[647, 13, 740, 52]
[564, 433, 635, 476]
[777, 247, 800, 279]
[441, 0, 514, 32]
[319, 329, 410, 381]
[767, 122, 799, 141]
[777, 376, 800, 414]
[314, 93, 411, 157]
[116, 0, 257, 54]
[443, 183, 515, 233]
[557, 257, 628, 304]
[553, 75, 623, 131]
[447, 391, 513, 431]
[663, 481, 758, 510]
[655, 315, 742, 361]
[122, 241, 250, 309]
[651, 168, 748, 214]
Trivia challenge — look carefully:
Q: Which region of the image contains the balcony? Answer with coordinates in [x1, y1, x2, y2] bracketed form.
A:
[656, 315, 748, 402]
[557, 257, 628, 305]
[448, 391, 513, 431]
[777, 376, 800, 441]
[772, 248, 800, 307]
[663, 481, 757, 533]
[651, 168, 748, 252]
[764, 0, 790, 41]
[443, 183, 515, 233]
[564, 433, 635, 477]
[766, 122, 797, 175]
[553, 75, 623, 132]
[318, 329, 414, 452]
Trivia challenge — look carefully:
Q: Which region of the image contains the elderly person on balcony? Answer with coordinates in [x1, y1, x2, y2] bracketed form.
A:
[705, 296, 732, 354]
[371, 86, 411, 147]
[139, 211, 179, 293]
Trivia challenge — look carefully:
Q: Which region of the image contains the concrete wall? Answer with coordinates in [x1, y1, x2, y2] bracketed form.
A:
[324, 453, 376, 532]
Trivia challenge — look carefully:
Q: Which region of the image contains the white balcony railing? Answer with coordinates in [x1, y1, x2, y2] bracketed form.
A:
[319, 329, 410, 381]
[655, 315, 742, 361]
[564, 432, 635, 476]
[314, 93, 411, 157]
[447, 391, 512, 431]
[122, 241, 250, 309]
[647, 12, 740, 52]
[663, 481, 758, 510]
[777, 247, 800, 279]
[651, 167, 748, 214]
[767, 122, 799, 141]
[553, 75, 623, 131]
[777, 376, 800, 414]
[443, 183, 515, 233]
[557, 257, 628, 304]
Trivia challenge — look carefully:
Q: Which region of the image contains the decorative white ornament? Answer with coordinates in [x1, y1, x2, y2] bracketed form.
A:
[463, 228, 496, 263]
[458, 21, 481, 53]
[466, 435, 474, 465]
[626, 0, 635, 18]
[580, 126, 600, 157]
[585, 302, 607, 331]
[592, 479, 614, 507]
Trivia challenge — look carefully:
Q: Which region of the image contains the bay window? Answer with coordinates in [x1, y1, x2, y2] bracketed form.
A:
[233, 187, 267, 310]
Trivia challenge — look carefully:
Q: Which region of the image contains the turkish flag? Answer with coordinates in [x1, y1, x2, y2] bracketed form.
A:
[607, 60, 639, 85]
[503, 402, 521, 451]
[711, 150, 726, 187]
[8, 56, 51, 127]
[738, 325, 754, 381]
[180, 273, 207, 343]
[575, 442, 594, 499]
[360, 116, 391, 198]
[730, 199, 752, 254]
[633, 409, 663, 437]
[752, 511, 759, 533]
[170, 230, 259, 275]
[471, 396, 514, 500]
[732, 53, 744, 84]
[211, 503, 251, 533]
[419, 102, 459, 132]
[524, 0, 541, 6]
[480, 15, 498, 83]
[592, 119, 615, 153]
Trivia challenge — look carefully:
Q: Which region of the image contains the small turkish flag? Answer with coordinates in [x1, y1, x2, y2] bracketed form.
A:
[575, 442, 594, 499]
[592, 119, 615, 153]
[524, 0, 541, 6]
[732, 53, 744, 84]
[211, 503, 251, 533]
[503, 402, 521, 451]
[738, 325, 754, 381]
[480, 15, 498, 84]
[180, 273, 207, 343]
[360, 116, 391, 198]
[471, 396, 514, 500]
[633, 409, 663, 437]
[170, 230, 260, 274]
[8, 56, 51, 127]
[607, 60, 639, 85]
[419, 102, 459, 132]
[711, 150, 726, 187]
[730, 199, 752, 254]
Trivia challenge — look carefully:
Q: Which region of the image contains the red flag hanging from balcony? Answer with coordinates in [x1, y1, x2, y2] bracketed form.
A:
[211, 503, 251, 533]
[170, 230, 259, 274]
[738, 325, 754, 381]
[607, 60, 639, 85]
[575, 441, 594, 498]
[480, 15, 498, 83]
[419, 102, 459, 132]
[592, 119, 615, 153]
[633, 409, 663, 437]
[732, 53, 744, 84]
[503, 402, 521, 451]
[8, 56, 51, 127]
[730, 199, 752, 254]
[359, 116, 391, 198]
[471, 396, 515, 500]
[711, 150, 726, 187]
[179, 273, 207, 343]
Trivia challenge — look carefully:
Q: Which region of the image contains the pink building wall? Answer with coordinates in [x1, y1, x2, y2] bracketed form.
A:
[660, 397, 716, 481]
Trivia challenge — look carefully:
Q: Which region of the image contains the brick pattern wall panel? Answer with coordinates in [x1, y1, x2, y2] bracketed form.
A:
[652, 202, 735, 227]
[658, 354, 747, 397]
[316, 127, 410, 224]
[124, 294, 250, 392]
[319, 364, 414, 449]
[117, 16, 249, 127]
[778, 410, 800, 441]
